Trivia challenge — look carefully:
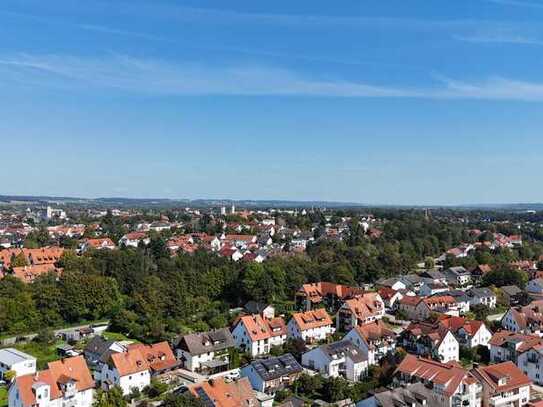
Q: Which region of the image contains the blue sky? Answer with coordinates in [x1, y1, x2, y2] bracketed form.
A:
[2, 0, 543, 205]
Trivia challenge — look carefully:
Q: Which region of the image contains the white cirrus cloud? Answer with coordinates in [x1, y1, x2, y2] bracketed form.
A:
[1, 53, 543, 101]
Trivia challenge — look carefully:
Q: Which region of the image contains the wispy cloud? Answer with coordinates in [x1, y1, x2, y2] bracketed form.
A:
[454, 33, 543, 45]
[484, 0, 543, 9]
[1, 53, 543, 102]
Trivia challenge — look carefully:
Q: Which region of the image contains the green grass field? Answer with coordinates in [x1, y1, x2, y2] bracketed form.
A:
[0, 386, 8, 407]
[102, 331, 139, 343]
[11, 341, 62, 370]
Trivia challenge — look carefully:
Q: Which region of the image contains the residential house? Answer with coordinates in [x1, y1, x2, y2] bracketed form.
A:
[501, 300, 543, 336]
[377, 287, 404, 310]
[302, 340, 368, 382]
[218, 246, 243, 261]
[517, 343, 543, 385]
[287, 308, 334, 344]
[8, 356, 95, 407]
[467, 288, 497, 309]
[424, 295, 462, 317]
[501, 285, 525, 306]
[11, 264, 62, 284]
[188, 377, 258, 407]
[240, 354, 303, 395]
[336, 293, 385, 332]
[344, 320, 397, 366]
[173, 328, 235, 374]
[527, 279, 543, 298]
[231, 315, 287, 357]
[375, 277, 407, 292]
[471, 362, 531, 407]
[97, 342, 178, 395]
[83, 336, 126, 368]
[357, 382, 447, 407]
[243, 302, 275, 320]
[395, 296, 431, 321]
[295, 282, 365, 311]
[399, 321, 460, 362]
[419, 281, 449, 297]
[489, 331, 543, 364]
[438, 315, 492, 349]
[394, 355, 483, 407]
[80, 238, 116, 252]
[444, 266, 472, 287]
[419, 270, 448, 285]
[0, 349, 36, 380]
[119, 232, 150, 248]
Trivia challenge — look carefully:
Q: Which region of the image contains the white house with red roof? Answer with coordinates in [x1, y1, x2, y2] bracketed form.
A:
[9, 356, 95, 407]
[400, 321, 460, 363]
[335, 293, 385, 332]
[80, 238, 116, 252]
[394, 355, 482, 407]
[232, 315, 287, 357]
[97, 342, 178, 395]
[471, 361, 531, 407]
[119, 232, 150, 248]
[501, 300, 543, 336]
[489, 331, 543, 364]
[438, 315, 492, 349]
[395, 296, 431, 321]
[287, 308, 334, 343]
[344, 320, 397, 366]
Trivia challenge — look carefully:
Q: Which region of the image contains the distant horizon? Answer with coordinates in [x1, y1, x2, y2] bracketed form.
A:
[2, 193, 543, 209]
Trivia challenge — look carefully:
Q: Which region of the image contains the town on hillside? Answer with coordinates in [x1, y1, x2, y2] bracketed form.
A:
[1, 203, 543, 406]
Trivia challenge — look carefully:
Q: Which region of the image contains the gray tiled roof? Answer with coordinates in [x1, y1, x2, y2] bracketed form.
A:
[176, 328, 235, 355]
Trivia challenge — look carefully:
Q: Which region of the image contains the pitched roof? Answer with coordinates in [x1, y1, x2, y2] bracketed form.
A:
[189, 377, 257, 407]
[176, 328, 235, 355]
[472, 361, 531, 393]
[342, 293, 384, 320]
[11, 264, 62, 283]
[15, 356, 94, 406]
[395, 354, 469, 397]
[399, 295, 423, 306]
[319, 340, 366, 363]
[438, 315, 485, 337]
[297, 282, 365, 303]
[247, 353, 303, 381]
[110, 341, 177, 376]
[236, 315, 287, 342]
[291, 308, 333, 331]
[488, 330, 543, 353]
[354, 320, 396, 343]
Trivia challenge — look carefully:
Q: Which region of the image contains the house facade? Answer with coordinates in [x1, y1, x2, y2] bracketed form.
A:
[344, 320, 397, 366]
[335, 293, 385, 332]
[174, 328, 234, 374]
[240, 354, 302, 394]
[287, 308, 334, 343]
[301, 340, 368, 382]
[232, 315, 287, 357]
[0, 349, 36, 380]
[8, 356, 95, 407]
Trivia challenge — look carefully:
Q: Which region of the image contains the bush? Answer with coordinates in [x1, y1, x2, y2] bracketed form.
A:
[144, 379, 169, 398]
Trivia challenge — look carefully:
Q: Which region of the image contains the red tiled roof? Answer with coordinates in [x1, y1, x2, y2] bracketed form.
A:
[395, 354, 469, 397]
[11, 264, 62, 283]
[291, 308, 333, 331]
[472, 361, 531, 393]
[190, 377, 257, 407]
[236, 315, 286, 342]
[15, 356, 94, 406]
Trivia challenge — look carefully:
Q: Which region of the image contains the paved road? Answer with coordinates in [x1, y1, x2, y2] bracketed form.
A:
[0, 321, 109, 346]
